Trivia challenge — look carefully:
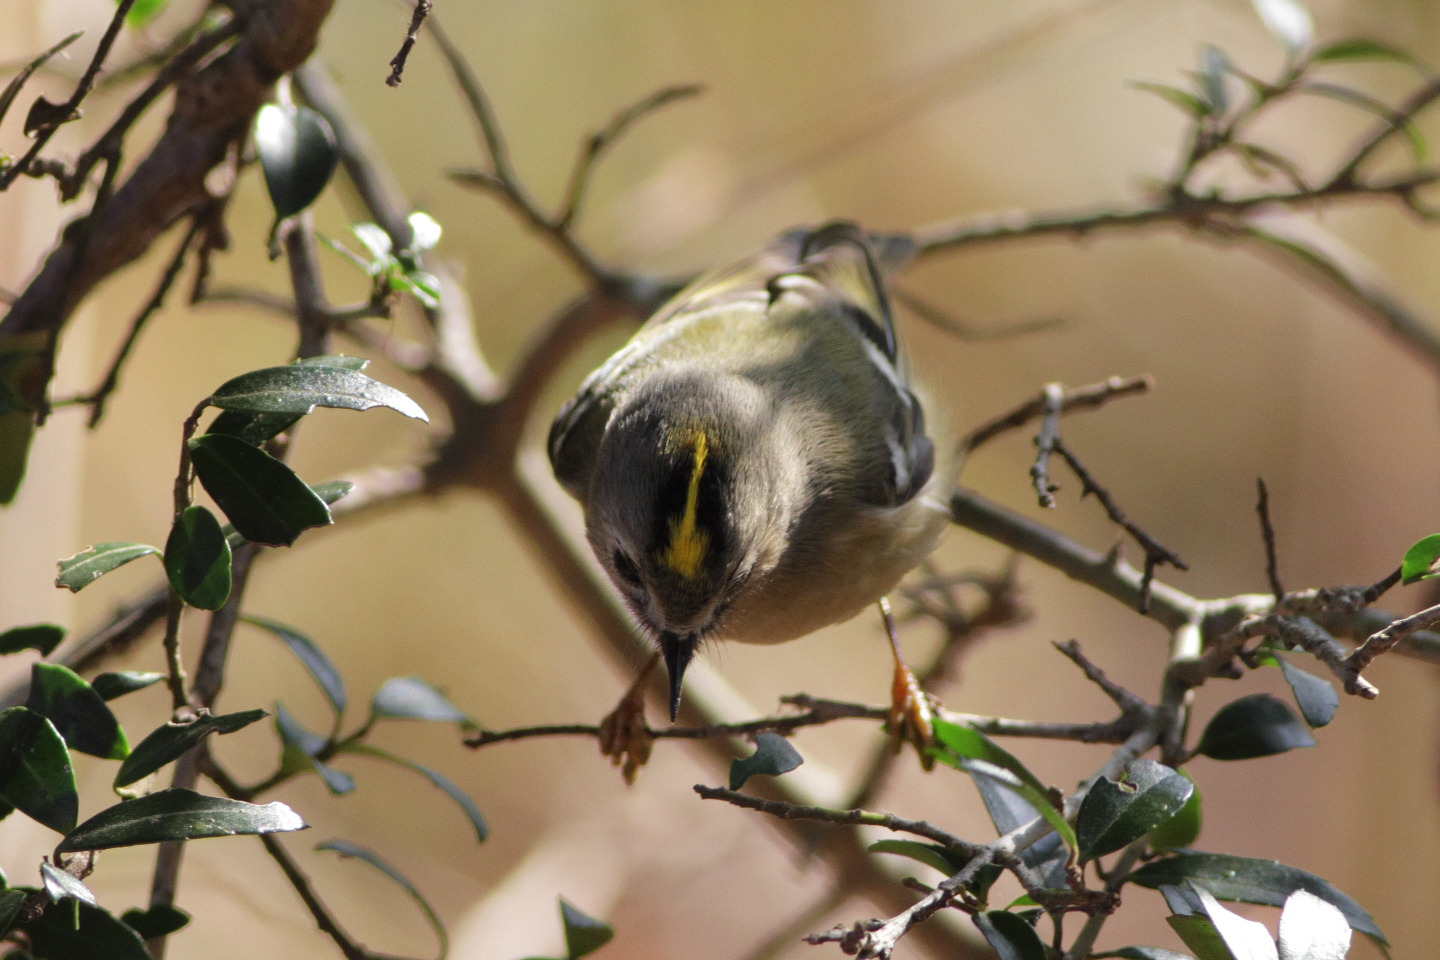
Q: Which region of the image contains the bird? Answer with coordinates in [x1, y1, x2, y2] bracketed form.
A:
[548, 222, 950, 723]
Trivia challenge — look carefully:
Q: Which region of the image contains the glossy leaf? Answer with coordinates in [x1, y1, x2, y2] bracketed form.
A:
[1253, 0, 1313, 54]
[560, 897, 614, 958]
[55, 542, 160, 592]
[370, 676, 470, 725]
[121, 904, 191, 939]
[91, 671, 166, 701]
[960, 758, 1076, 854]
[930, 718, 1048, 795]
[341, 742, 487, 841]
[40, 860, 96, 906]
[0, 706, 78, 833]
[972, 911, 1048, 960]
[189, 433, 331, 546]
[1277, 890, 1350, 960]
[317, 840, 448, 959]
[1399, 533, 1440, 584]
[114, 709, 267, 788]
[729, 733, 803, 790]
[59, 789, 306, 851]
[1196, 694, 1315, 760]
[208, 364, 427, 422]
[27, 662, 129, 760]
[352, 221, 393, 261]
[1077, 758, 1193, 862]
[1149, 770, 1203, 851]
[164, 504, 232, 610]
[22, 897, 153, 960]
[243, 615, 346, 718]
[255, 103, 338, 221]
[274, 703, 354, 795]
[1128, 852, 1384, 942]
[208, 408, 304, 446]
[0, 622, 64, 656]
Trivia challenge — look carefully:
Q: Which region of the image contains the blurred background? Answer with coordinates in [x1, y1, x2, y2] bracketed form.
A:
[2, 0, 1438, 957]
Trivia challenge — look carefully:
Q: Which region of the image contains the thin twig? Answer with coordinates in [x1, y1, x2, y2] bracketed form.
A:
[386, 0, 431, 87]
[1030, 383, 1064, 508]
[1256, 478, 1285, 602]
[963, 375, 1153, 454]
[893, 286, 1065, 342]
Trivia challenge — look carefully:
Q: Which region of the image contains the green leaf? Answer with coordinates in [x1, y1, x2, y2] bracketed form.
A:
[959, 759, 1076, 854]
[1077, 758, 1193, 862]
[868, 839, 964, 876]
[242, 615, 346, 719]
[972, 910, 1048, 960]
[208, 408, 304, 447]
[370, 676, 471, 725]
[1149, 770, 1202, 852]
[1131, 81, 1211, 118]
[55, 542, 161, 592]
[114, 709, 267, 788]
[1399, 533, 1440, 584]
[1127, 852, 1385, 943]
[274, 703, 354, 795]
[0, 412, 35, 505]
[1196, 694, 1315, 760]
[40, 860, 96, 906]
[207, 364, 427, 422]
[394, 269, 441, 308]
[120, 904, 191, 939]
[189, 433, 332, 546]
[26, 662, 129, 760]
[0, 623, 64, 656]
[91, 671, 166, 701]
[560, 897, 614, 958]
[317, 840, 448, 958]
[1252, 0, 1313, 55]
[1299, 82, 1426, 164]
[1310, 38, 1431, 74]
[352, 222, 393, 261]
[729, 733, 803, 790]
[164, 504, 232, 610]
[255, 103, 338, 221]
[122, 0, 171, 28]
[1168, 913, 1239, 960]
[1277, 890, 1350, 960]
[930, 718, 1049, 795]
[310, 479, 356, 505]
[58, 788, 307, 852]
[1271, 656, 1337, 728]
[0, 706, 78, 833]
[340, 742, 488, 842]
[0, 887, 25, 937]
[21, 897, 153, 960]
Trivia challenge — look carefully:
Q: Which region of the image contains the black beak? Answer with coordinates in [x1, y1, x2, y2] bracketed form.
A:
[658, 632, 696, 722]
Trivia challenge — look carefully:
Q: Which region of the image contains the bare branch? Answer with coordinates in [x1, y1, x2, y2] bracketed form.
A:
[386, 0, 431, 87]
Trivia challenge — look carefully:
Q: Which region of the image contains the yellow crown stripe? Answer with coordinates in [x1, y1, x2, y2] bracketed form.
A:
[661, 432, 711, 579]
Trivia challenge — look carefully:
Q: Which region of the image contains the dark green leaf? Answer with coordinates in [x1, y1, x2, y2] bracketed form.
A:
[121, 904, 191, 939]
[1149, 770, 1203, 851]
[930, 718, 1048, 795]
[0, 888, 24, 937]
[255, 103, 338, 221]
[91, 672, 166, 701]
[40, 860, 96, 906]
[1196, 694, 1315, 760]
[370, 676, 471, 725]
[274, 703, 353, 795]
[208, 408, 304, 447]
[972, 910, 1048, 960]
[1277, 890, 1350, 960]
[55, 542, 161, 592]
[1095, 949, 1196, 960]
[1131, 81, 1211, 118]
[21, 898, 153, 960]
[340, 742, 487, 841]
[1077, 758, 1193, 862]
[1127, 852, 1385, 942]
[317, 840, 447, 959]
[114, 709, 267, 788]
[0, 706, 78, 833]
[242, 615, 346, 718]
[58, 788, 306, 851]
[207, 364, 427, 422]
[0, 623, 64, 656]
[189, 433, 331, 546]
[1311, 38, 1431, 74]
[164, 505, 232, 610]
[560, 897, 614, 959]
[868, 839, 963, 876]
[960, 759, 1076, 854]
[0, 412, 35, 505]
[1272, 657, 1338, 728]
[27, 662, 128, 760]
[729, 733, 803, 790]
[1400, 533, 1440, 584]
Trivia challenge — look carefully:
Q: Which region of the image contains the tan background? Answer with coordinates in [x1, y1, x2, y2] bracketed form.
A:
[1, 0, 1438, 957]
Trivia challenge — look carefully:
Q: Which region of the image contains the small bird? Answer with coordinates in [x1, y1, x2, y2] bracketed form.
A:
[549, 222, 950, 721]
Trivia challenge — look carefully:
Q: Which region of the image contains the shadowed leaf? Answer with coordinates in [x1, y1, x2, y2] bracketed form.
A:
[27, 663, 128, 760]
[729, 733, 803, 790]
[0, 706, 78, 833]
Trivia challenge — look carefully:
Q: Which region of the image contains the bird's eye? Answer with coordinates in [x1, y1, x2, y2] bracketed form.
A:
[612, 549, 643, 588]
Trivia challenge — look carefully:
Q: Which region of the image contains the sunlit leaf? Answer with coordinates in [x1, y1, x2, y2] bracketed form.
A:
[1252, 0, 1313, 55]
[255, 103, 338, 221]
[91, 671, 166, 701]
[1400, 533, 1440, 584]
[1277, 890, 1350, 960]
[1076, 758, 1193, 862]
[370, 676, 471, 726]
[207, 364, 427, 422]
[40, 860, 96, 906]
[58, 789, 307, 851]
[55, 542, 161, 592]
